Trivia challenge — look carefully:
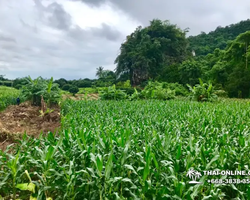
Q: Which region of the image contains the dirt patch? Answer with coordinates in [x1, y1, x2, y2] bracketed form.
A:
[0, 101, 61, 151]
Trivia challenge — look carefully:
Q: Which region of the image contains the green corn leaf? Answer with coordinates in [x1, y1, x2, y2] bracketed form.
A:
[16, 183, 36, 193]
[176, 144, 182, 160]
[105, 152, 113, 180]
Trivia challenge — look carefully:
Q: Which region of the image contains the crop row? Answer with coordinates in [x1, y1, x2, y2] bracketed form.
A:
[1, 100, 250, 199]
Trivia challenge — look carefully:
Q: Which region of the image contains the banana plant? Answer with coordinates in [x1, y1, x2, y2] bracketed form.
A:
[21, 76, 61, 106]
[187, 78, 218, 102]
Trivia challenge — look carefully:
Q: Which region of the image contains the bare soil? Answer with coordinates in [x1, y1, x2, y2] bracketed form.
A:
[0, 101, 61, 151]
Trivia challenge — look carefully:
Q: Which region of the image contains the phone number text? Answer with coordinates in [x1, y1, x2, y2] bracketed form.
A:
[207, 179, 250, 184]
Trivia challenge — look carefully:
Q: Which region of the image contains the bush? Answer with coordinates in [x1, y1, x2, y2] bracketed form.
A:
[62, 84, 72, 91]
[13, 77, 29, 89]
[187, 78, 218, 102]
[116, 80, 131, 88]
[129, 88, 144, 100]
[162, 82, 189, 96]
[135, 87, 142, 93]
[130, 81, 176, 100]
[76, 80, 92, 88]
[0, 81, 12, 87]
[214, 90, 228, 98]
[54, 78, 68, 88]
[78, 87, 100, 94]
[14, 84, 22, 89]
[69, 85, 79, 96]
[116, 87, 135, 95]
[152, 88, 176, 100]
[143, 81, 175, 100]
[99, 85, 127, 100]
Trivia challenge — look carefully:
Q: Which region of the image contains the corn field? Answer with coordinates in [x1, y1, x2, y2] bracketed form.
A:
[1, 99, 250, 199]
[0, 86, 21, 111]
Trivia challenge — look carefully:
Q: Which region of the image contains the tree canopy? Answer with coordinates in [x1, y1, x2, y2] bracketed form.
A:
[188, 19, 250, 56]
[114, 19, 189, 85]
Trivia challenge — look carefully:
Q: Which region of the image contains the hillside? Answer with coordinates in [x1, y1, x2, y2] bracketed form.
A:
[188, 19, 250, 56]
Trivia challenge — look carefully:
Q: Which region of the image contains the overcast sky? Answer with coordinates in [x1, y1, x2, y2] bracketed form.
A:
[1, 0, 249, 80]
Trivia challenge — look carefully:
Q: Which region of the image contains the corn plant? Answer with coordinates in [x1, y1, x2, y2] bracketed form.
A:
[0, 86, 23, 110]
[1, 99, 250, 199]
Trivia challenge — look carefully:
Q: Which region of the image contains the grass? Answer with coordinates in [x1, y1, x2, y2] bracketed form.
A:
[0, 86, 22, 111]
[78, 87, 104, 94]
[1, 99, 250, 199]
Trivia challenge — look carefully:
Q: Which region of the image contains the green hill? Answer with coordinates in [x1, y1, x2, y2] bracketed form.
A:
[188, 19, 250, 56]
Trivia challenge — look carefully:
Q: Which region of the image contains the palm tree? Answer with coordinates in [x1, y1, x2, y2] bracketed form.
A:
[96, 66, 104, 79]
[194, 171, 202, 181]
[186, 168, 196, 180]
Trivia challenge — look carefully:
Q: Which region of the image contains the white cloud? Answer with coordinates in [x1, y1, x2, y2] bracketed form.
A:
[0, 0, 249, 80]
[0, 0, 139, 80]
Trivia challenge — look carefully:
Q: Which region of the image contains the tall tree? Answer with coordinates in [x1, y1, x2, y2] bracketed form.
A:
[178, 59, 202, 86]
[212, 31, 250, 97]
[96, 66, 104, 79]
[115, 19, 188, 86]
[0, 75, 6, 81]
[235, 31, 250, 69]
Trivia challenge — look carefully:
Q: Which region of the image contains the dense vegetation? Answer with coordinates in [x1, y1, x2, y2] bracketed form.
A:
[0, 76, 62, 112]
[1, 100, 250, 199]
[21, 76, 61, 106]
[1, 18, 250, 99]
[114, 19, 250, 98]
[114, 19, 189, 86]
[188, 19, 250, 56]
[0, 86, 22, 111]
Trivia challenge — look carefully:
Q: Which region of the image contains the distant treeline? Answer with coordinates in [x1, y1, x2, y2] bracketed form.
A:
[2, 19, 250, 98]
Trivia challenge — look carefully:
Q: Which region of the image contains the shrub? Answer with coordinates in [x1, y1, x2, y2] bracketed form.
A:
[135, 87, 142, 93]
[162, 82, 189, 96]
[116, 80, 131, 88]
[0, 81, 12, 87]
[78, 87, 100, 94]
[214, 90, 228, 98]
[99, 85, 127, 100]
[140, 81, 175, 100]
[54, 78, 68, 88]
[62, 84, 71, 91]
[14, 84, 22, 89]
[129, 88, 144, 100]
[77, 80, 92, 88]
[116, 87, 135, 95]
[187, 78, 218, 102]
[13, 77, 29, 89]
[152, 88, 176, 100]
[69, 85, 79, 96]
